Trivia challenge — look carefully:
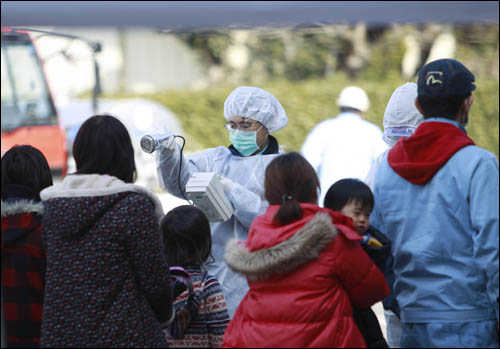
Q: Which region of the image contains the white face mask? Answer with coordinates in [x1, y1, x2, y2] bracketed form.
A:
[229, 125, 264, 156]
[383, 126, 417, 146]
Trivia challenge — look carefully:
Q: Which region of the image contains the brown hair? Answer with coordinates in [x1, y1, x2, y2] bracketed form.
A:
[264, 152, 320, 226]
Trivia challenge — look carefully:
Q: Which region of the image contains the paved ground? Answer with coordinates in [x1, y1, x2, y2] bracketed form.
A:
[373, 301, 387, 339]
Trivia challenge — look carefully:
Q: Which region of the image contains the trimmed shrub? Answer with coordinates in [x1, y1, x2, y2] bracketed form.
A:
[107, 72, 499, 159]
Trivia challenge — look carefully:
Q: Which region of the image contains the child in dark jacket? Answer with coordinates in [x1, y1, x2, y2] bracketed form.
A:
[1, 145, 53, 348]
[324, 178, 392, 348]
[161, 205, 230, 348]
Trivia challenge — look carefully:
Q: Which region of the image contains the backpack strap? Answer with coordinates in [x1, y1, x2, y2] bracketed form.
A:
[169, 266, 194, 298]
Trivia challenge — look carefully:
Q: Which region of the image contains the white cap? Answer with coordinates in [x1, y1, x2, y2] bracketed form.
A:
[336, 86, 370, 113]
[224, 86, 288, 133]
[382, 82, 424, 146]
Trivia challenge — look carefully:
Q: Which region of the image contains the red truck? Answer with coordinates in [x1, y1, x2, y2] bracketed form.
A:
[1, 27, 67, 177]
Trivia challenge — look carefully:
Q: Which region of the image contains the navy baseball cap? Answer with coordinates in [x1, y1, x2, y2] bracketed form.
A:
[417, 59, 476, 98]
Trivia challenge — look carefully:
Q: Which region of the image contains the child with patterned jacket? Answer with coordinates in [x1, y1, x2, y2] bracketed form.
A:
[161, 205, 230, 348]
[324, 178, 393, 348]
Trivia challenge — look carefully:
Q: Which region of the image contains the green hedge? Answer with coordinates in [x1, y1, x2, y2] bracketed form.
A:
[110, 72, 499, 159]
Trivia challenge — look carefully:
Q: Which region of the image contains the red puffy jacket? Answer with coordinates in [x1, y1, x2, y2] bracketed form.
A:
[223, 203, 389, 348]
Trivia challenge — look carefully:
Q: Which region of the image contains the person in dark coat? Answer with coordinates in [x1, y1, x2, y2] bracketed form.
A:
[1, 145, 53, 348]
[39, 114, 173, 348]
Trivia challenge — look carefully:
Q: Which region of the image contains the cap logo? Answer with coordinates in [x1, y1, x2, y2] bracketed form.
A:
[425, 71, 443, 86]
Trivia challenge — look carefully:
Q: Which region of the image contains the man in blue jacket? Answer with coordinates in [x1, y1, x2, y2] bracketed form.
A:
[370, 58, 499, 348]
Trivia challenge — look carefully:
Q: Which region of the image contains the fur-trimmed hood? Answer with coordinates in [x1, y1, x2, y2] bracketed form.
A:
[225, 213, 338, 282]
[1, 199, 44, 246]
[1, 199, 44, 218]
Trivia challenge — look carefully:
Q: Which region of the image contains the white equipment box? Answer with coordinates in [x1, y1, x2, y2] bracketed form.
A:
[185, 172, 233, 222]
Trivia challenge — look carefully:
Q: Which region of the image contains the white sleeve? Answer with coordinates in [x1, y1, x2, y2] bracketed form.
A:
[365, 150, 388, 190]
[301, 123, 327, 173]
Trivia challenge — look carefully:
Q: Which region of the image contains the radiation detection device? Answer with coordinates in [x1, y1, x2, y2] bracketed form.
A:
[185, 172, 233, 222]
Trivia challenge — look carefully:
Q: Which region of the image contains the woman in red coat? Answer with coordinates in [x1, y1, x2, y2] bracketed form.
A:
[223, 152, 389, 348]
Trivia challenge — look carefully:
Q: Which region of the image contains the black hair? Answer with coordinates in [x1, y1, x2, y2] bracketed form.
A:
[73, 114, 136, 183]
[160, 205, 213, 268]
[1, 145, 53, 201]
[264, 152, 320, 226]
[417, 93, 470, 120]
[324, 178, 374, 213]
[340, 106, 362, 114]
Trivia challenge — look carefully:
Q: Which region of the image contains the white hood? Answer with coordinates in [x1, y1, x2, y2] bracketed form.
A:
[40, 174, 164, 219]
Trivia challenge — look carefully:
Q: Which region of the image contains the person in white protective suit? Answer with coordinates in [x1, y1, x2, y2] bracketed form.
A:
[156, 86, 288, 317]
[365, 82, 424, 190]
[301, 86, 388, 205]
[364, 82, 423, 349]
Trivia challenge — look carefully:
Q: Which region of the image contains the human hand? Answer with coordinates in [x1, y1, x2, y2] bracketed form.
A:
[218, 175, 234, 196]
[160, 135, 177, 156]
[169, 267, 192, 299]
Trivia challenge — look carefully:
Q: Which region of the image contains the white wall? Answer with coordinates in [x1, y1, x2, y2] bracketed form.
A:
[31, 27, 208, 99]
[120, 29, 207, 93]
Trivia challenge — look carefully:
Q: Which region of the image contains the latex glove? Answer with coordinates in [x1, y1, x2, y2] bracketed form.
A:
[160, 135, 177, 156]
[218, 175, 234, 196]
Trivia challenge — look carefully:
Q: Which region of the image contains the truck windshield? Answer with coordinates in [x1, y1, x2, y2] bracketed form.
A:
[1, 33, 57, 132]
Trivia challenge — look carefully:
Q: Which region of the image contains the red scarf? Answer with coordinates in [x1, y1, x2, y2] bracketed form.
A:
[388, 121, 475, 185]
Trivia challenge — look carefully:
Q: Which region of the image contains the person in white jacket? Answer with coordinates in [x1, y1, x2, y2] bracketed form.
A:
[301, 86, 388, 205]
[365, 82, 424, 190]
[364, 82, 423, 348]
[155, 86, 288, 317]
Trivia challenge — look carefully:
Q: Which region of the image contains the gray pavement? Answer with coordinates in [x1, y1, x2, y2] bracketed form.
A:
[373, 301, 387, 340]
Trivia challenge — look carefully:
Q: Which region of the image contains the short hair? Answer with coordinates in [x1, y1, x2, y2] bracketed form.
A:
[73, 114, 136, 183]
[264, 152, 320, 226]
[340, 106, 362, 114]
[324, 178, 374, 212]
[160, 205, 213, 268]
[1, 145, 53, 201]
[417, 93, 470, 120]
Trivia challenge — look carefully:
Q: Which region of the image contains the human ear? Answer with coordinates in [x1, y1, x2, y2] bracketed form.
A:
[464, 95, 474, 112]
[414, 97, 424, 115]
[458, 95, 473, 116]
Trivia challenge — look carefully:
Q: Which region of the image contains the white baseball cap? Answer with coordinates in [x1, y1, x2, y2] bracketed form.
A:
[336, 86, 370, 112]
